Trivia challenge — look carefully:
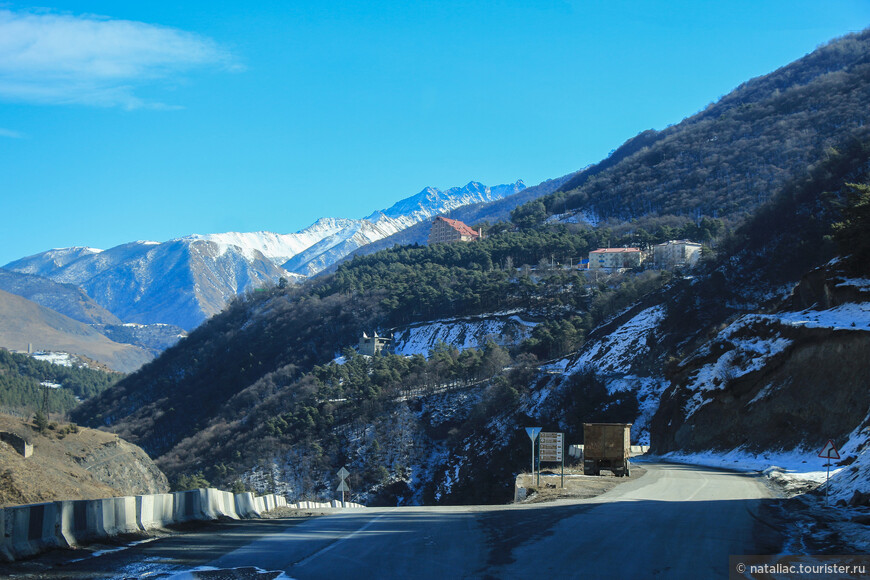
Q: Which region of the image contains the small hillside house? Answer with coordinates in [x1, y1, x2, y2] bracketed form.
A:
[428, 217, 482, 245]
[588, 247, 644, 270]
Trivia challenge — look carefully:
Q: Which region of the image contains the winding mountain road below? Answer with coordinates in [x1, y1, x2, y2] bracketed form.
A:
[9, 462, 782, 579]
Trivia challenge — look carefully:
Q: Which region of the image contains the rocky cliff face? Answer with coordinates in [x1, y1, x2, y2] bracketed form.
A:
[0, 414, 168, 507]
[651, 263, 870, 455]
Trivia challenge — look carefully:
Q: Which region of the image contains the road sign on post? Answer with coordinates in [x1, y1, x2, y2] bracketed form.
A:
[337, 467, 351, 504]
[818, 440, 840, 505]
[539, 432, 563, 462]
[539, 432, 565, 488]
[525, 427, 541, 486]
[818, 440, 840, 460]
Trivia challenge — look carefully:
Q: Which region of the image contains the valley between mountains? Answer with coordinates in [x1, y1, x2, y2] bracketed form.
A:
[1, 26, 870, 559]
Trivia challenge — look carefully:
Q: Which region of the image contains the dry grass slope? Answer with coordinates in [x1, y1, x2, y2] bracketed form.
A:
[0, 414, 168, 507]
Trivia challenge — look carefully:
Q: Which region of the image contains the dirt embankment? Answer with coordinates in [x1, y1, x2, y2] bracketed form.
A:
[0, 414, 169, 507]
[515, 465, 647, 504]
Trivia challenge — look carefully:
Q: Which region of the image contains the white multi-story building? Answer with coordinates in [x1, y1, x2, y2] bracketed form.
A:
[588, 247, 644, 270]
[653, 240, 702, 269]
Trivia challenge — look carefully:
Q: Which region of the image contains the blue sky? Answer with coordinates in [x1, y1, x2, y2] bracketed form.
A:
[1, 1, 869, 266]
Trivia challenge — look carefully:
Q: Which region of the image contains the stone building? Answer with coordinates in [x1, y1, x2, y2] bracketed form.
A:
[428, 216, 481, 245]
[653, 240, 702, 269]
[359, 332, 392, 356]
[588, 247, 645, 270]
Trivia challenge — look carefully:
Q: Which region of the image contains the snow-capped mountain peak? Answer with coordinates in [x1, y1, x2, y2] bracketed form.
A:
[3, 179, 527, 330]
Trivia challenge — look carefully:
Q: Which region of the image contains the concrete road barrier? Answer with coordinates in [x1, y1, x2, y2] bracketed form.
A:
[234, 492, 258, 518]
[0, 488, 356, 562]
[0, 502, 64, 561]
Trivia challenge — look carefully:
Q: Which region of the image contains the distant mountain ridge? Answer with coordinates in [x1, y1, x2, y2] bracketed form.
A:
[190, 180, 526, 275]
[4, 180, 527, 330]
[0, 269, 120, 326]
[0, 288, 151, 373]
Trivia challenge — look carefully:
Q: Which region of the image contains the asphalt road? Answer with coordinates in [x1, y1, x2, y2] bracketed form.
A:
[3, 462, 782, 579]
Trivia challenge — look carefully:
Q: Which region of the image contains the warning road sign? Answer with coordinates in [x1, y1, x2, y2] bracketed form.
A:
[818, 439, 840, 460]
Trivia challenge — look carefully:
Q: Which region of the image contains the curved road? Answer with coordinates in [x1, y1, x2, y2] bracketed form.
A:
[14, 462, 781, 579]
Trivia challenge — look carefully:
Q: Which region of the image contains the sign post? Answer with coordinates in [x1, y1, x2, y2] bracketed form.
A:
[525, 427, 541, 487]
[818, 440, 840, 505]
[337, 467, 351, 504]
[539, 432, 565, 488]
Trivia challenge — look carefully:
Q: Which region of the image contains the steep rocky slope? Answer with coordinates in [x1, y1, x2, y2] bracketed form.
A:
[0, 414, 168, 507]
[651, 262, 870, 457]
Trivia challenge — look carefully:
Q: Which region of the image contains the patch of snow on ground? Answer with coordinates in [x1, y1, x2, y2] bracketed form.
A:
[763, 303, 870, 330]
[546, 210, 600, 226]
[682, 317, 792, 418]
[539, 358, 569, 373]
[393, 315, 534, 357]
[31, 351, 73, 367]
[834, 277, 870, 291]
[569, 305, 665, 374]
[659, 447, 839, 494]
[825, 411, 870, 503]
[661, 412, 870, 504]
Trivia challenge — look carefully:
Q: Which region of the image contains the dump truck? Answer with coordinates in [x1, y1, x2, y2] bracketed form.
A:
[582, 423, 632, 477]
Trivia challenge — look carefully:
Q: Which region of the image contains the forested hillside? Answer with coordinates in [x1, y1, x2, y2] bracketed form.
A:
[0, 349, 121, 415]
[512, 29, 870, 228]
[70, 222, 681, 460]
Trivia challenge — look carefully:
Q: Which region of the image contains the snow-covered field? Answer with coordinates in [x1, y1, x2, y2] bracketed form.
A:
[31, 351, 75, 367]
[392, 313, 535, 356]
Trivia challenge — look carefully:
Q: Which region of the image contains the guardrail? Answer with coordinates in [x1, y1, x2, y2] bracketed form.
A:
[0, 489, 363, 562]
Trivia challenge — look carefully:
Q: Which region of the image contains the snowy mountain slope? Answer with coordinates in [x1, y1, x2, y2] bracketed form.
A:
[7, 239, 290, 330]
[192, 181, 525, 276]
[391, 313, 535, 356]
[280, 215, 407, 276]
[374, 181, 525, 225]
[326, 174, 574, 271]
[0, 269, 121, 325]
[186, 218, 352, 266]
[651, 263, 870, 459]
[4, 180, 525, 329]
[3, 247, 103, 278]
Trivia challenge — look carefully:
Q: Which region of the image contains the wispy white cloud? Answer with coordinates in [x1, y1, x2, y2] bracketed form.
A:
[0, 127, 24, 138]
[0, 9, 241, 109]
